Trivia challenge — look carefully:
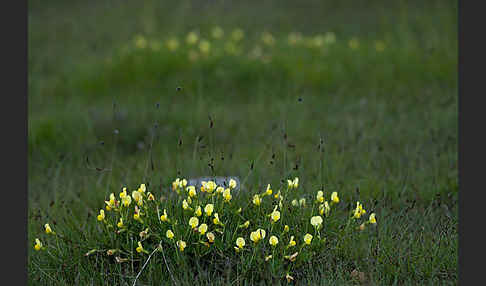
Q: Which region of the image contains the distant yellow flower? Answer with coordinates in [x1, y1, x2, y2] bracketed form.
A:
[239, 220, 250, 229]
[147, 192, 155, 201]
[134, 206, 142, 222]
[223, 188, 232, 202]
[132, 190, 143, 206]
[139, 228, 149, 239]
[211, 26, 224, 39]
[348, 37, 359, 50]
[136, 241, 144, 253]
[97, 209, 105, 221]
[34, 238, 43, 251]
[265, 255, 273, 261]
[274, 190, 281, 199]
[288, 236, 296, 247]
[229, 179, 237, 189]
[304, 233, 313, 245]
[253, 194, 261, 206]
[206, 181, 217, 193]
[166, 38, 179, 51]
[44, 223, 54, 235]
[236, 237, 246, 249]
[119, 188, 127, 199]
[269, 235, 279, 247]
[198, 223, 208, 235]
[189, 217, 199, 229]
[310, 216, 323, 229]
[172, 178, 181, 191]
[299, 198, 306, 207]
[375, 41, 386, 52]
[285, 252, 299, 262]
[320, 201, 331, 217]
[270, 208, 281, 223]
[316, 190, 324, 203]
[204, 204, 214, 216]
[199, 40, 211, 54]
[286, 273, 294, 283]
[166, 229, 175, 240]
[250, 228, 266, 243]
[291, 199, 299, 207]
[213, 213, 223, 225]
[187, 186, 196, 198]
[331, 192, 339, 204]
[121, 194, 131, 207]
[186, 31, 199, 45]
[369, 213, 377, 224]
[182, 199, 189, 210]
[265, 184, 272, 196]
[261, 32, 275, 46]
[117, 218, 124, 228]
[215, 186, 224, 194]
[206, 232, 215, 243]
[192, 206, 201, 217]
[105, 193, 116, 211]
[139, 184, 146, 193]
[177, 240, 187, 252]
[353, 202, 366, 219]
[186, 196, 192, 205]
[231, 28, 244, 42]
[134, 35, 147, 49]
[160, 209, 169, 222]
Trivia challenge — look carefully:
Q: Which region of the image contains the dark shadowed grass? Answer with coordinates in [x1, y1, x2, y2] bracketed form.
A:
[28, 0, 457, 284]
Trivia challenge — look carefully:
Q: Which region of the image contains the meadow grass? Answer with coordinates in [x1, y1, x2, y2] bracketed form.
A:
[28, 0, 457, 284]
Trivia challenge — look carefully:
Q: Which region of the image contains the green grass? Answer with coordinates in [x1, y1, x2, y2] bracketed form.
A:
[28, 0, 457, 284]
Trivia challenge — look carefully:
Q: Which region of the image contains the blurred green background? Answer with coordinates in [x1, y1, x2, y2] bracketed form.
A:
[28, 0, 457, 283]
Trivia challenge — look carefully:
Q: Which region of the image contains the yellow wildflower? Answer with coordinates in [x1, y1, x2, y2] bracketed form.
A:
[270, 207, 281, 223]
[288, 236, 296, 247]
[166, 38, 179, 51]
[236, 237, 245, 249]
[199, 40, 211, 54]
[286, 273, 294, 282]
[198, 223, 208, 235]
[353, 201, 366, 219]
[160, 209, 169, 222]
[369, 213, 377, 224]
[34, 238, 43, 251]
[105, 193, 116, 211]
[284, 225, 289, 233]
[261, 32, 275, 46]
[324, 201, 330, 217]
[223, 188, 232, 202]
[310, 216, 323, 229]
[195, 206, 202, 217]
[134, 35, 147, 49]
[206, 181, 217, 193]
[316, 190, 324, 203]
[139, 228, 149, 239]
[166, 229, 175, 240]
[97, 209, 105, 221]
[139, 184, 146, 193]
[291, 199, 299, 206]
[265, 184, 272, 196]
[240, 220, 250, 229]
[269, 235, 279, 247]
[132, 190, 143, 206]
[215, 186, 224, 194]
[117, 218, 124, 228]
[136, 241, 144, 253]
[285, 252, 299, 262]
[189, 217, 199, 229]
[331, 192, 339, 204]
[204, 204, 214, 216]
[304, 233, 313, 245]
[44, 223, 54, 235]
[121, 195, 131, 207]
[213, 213, 223, 226]
[206, 232, 215, 243]
[177, 240, 187, 252]
[187, 186, 197, 197]
[253, 194, 261, 206]
[182, 199, 189, 210]
[186, 32, 198, 45]
[265, 255, 273, 261]
[172, 178, 181, 191]
[229, 179, 237, 189]
[119, 188, 127, 199]
[147, 192, 155, 201]
[250, 228, 266, 243]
